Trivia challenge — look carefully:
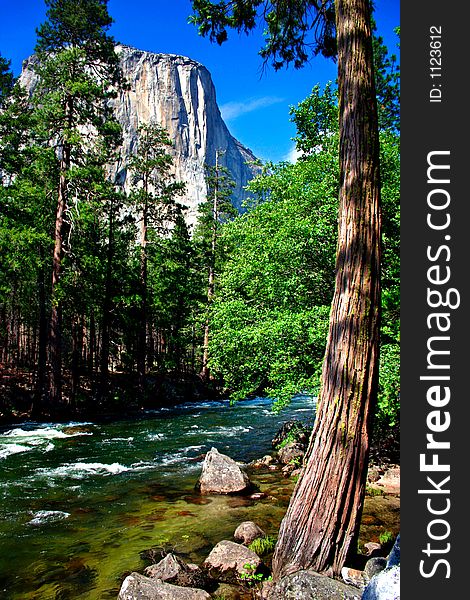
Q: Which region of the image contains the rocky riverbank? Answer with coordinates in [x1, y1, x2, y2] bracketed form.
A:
[117, 421, 400, 599]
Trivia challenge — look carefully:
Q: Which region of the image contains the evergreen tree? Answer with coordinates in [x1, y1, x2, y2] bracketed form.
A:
[32, 0, 121, 409]
[0, 77, 57, 413]
[127, 122, 186, 389]
[193, 150, 236, 380]
[149, 206, 198, 373]
[0, 53, 15, 107]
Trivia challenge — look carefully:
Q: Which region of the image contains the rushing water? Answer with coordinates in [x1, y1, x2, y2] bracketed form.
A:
[0, 395, 315, 599]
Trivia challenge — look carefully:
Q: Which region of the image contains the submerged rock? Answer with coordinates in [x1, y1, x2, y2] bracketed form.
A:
[213, 582, 250, 599]
[196, 448, 251, 495]
[203, 540, 264, 584]
[118, 572, 211, 599]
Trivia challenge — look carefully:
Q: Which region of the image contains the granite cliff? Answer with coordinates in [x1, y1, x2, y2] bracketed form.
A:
[19, 45, 259, 226]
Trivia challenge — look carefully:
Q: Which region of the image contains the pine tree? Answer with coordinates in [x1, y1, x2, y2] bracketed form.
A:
[0, 53, 15, 107]
[193, 150, 236, 380]
[128, 122, 186, 390]
[32, 0, 121, 409]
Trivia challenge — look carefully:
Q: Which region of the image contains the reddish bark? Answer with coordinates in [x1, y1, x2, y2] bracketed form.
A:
[272, 0, 381, 578]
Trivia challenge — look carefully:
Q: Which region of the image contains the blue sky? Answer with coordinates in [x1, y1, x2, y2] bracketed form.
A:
[0, 0, 399, 163]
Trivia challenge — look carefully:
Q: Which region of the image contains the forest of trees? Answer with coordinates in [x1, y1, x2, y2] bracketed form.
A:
[0, 0, 399, 441]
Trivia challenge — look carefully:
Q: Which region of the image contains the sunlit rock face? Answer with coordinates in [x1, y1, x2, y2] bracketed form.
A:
[20, 45, 259, 227]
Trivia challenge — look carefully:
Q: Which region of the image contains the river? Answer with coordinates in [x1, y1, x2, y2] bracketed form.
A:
[0, 395, 315, 599]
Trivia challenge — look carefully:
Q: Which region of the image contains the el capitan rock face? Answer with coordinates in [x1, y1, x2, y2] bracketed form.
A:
[20, 45, 259, 226]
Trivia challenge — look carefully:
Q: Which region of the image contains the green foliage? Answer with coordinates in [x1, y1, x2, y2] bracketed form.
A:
[35, 0, 116, 60]
[379, 530, 395, 545]
[275, 421, 308, 449]
[189, 0, 337, 68]
[207, 86, 338, 405]
[0, 53, 15, 107]
[373, 26, 400, 132]
[208, 78, 400, 428]
[193, 157, 237, 263]
[290, 81, 338, 154]
[149, 209, 200, 372]
[239, 562, 271, 585]
[366, 485, 384, 497]
[248, 535, 277, 556]
[128, 122, 186, 231]
[377, 344, 400, 429]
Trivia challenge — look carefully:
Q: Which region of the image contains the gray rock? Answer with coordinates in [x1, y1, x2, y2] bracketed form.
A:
[264, 569, 362, 599]
[277, 442, 305, 466]
[144, 553, 208, 589]
[233, 521, 266, 545]
[203, 540, 263, 584]
[118, 572, 211, 599]
[361, 565, 400, 600]
[272, 420, 311, 449]
[364, 557, 387, 581]
[196, 448, 251, 495]
[341, 567, 368, 590]
[213, 582, 248, 599]
[363, 542, 382, 557]
[361, 536, 400, 600]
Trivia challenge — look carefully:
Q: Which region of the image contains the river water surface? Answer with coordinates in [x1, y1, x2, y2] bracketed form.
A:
[0, 395, 315, 599]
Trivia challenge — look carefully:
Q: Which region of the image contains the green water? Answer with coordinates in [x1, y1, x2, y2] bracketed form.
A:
[0, 396, 314, 599]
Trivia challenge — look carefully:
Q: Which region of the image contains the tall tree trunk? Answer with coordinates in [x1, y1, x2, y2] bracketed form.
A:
[49, 96, 73, 408]
[49, 165, 67, 406]
[137, 191, 148, 392]
[33, 249, 48, 414]
[88, 308, 96, 376]
[201, 151, 220, 380]
[70, 318, 80, 406]
[100, 195, 114, 396]
[272, 0, 381, 578]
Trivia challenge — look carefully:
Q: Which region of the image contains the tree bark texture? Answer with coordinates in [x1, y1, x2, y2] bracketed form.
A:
[201, 154, 219, 381]
[272, 0, 381, 578]
[49, 152, 69, 406]
[49, 95, 73, 407]
[100, 197, 115, 394]
[138, 185, 149, 391]
[33, 252, 48, 413]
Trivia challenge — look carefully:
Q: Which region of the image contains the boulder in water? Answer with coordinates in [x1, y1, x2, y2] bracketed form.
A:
[144, 553, 210, 590]
[196, 448, 251, 495]
[202, 540, 264, 584]
[233, 521, 266, 545]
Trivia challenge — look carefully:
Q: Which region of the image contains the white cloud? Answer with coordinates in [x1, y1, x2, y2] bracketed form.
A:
[220, 96, 284, 122]
[284, 144, 302, 164]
